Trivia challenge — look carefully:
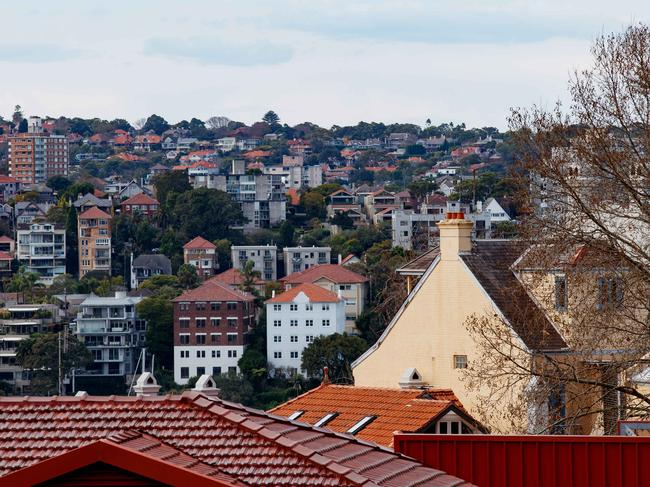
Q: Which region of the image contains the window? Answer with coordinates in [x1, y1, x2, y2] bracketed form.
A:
[597, 277, 624, 310]
[306, 335, 314, 343]
[322, 319, 330, 327]
[196, 302, 206, 311]
[179, 302, 189, 311]
[274, 351, 282, 359]
[347, 416, 376, 435]
[288, 410, 304, 420]
[454, 355, 468, 369]
[228, 350, 238, 358]
[291, 319, 299, 327]
[227, 333, 237, 343]
[212, 366, 222, 376]
[290, 304, 298, 311]
[554, 276, 568, 311]
[196, 366, 205, 376]
[196, 350, 205, 358]
[180, 367, 189, 379]
[196, 334, 206, 344]
[227, 302, 237, 310]
[322, 304, 330, 311]
[211, 334, 220, 344]
[180, 350, 189, 358]
[290, 351, 299, 359]
[227, 318, 237, 327]
[212, 350, 221, 358]
[273, 304, 282, 311]
[179, 334, 189, 345]
[339, 284, 351, 291]
[211, 317, 221, 327]
[228, 366, 237, 375]
[314, 413, 338, 427]
[290, 335, 298, 342]
[179, 318, 190, 329]
[305, 304, 313, 311]
[195, 318, 206, 328]
[273, 320, 281, 327]
[211, 302, 221, 311]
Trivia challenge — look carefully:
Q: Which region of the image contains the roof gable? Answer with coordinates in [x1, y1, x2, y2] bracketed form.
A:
[173, 280, 255, 303]
[282, 264, 368, 285]
[78, 206, 112, 220]
[267, 283, 341, 303]
[184, 236, 216, 250]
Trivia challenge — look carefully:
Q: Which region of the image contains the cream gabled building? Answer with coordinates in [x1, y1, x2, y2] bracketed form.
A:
[352, 212, 567, 433]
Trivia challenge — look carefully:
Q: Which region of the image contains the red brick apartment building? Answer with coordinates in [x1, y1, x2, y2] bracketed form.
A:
[120, 192, 160, 218]
[172, 280, 255, 383]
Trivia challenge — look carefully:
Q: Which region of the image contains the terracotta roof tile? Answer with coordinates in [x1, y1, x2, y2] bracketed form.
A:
[0, 392, 472, 486]
[210, 268, 265, 287]
[172, 280, 255, 303]
[270, 385, 473, 447]
[282, 264, 368, 285]
[121, 193, 159, 206]
[78, 206, 112, 220]
[267, 283, 342, 303]
[184, 236, 217, 250]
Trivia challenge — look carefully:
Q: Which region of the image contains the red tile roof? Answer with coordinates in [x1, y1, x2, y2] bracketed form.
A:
[78, 206, 112, 220]
[0, 392, 471, 486]
[270, 385, 475, 447]
[286, 187, 300, 205]
[0, 236, 14, 243]
[282, 264, 368, 285]
[172, 279, 255, 303]
[0, 251, 12, 260]
[211, 268, 265, 287]
[183, 236, 216, 250]
[121, 193, 159, 206]
[0, 175, 18, 184]
[267, 282, 341, 304]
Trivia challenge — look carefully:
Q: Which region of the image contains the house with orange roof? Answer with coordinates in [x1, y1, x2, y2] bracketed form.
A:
[270, 380, 486, 447]
[265, 283, 345, 377]
[0, 235, 15, 255]
[120, 192, 159, 218]
[78, 206, 112, 277]
[281, 264, 368, 333]
[326, 189, 365, 226]
[134, 134, 162, 152]
[364, 189, 397, 218]
[183, 236, 218, 279]
[244, 149, 272, 160]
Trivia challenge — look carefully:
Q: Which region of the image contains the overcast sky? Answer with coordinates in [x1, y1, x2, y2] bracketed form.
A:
[1, 1, 648, 129]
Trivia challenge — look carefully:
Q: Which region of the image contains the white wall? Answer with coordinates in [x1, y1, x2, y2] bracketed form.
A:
[173, 345, 244, 384]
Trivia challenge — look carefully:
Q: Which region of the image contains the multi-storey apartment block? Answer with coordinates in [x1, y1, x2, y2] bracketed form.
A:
[283, 246, 331, 275]
[0, 303, 59, 392]
[72, 292, 146, 381]
[172, 280, 255, 384]
[78, 206, 112, 277]
[8, 117, 68, 184]
[183, 236, 218, 280]
[231, 245, 278, 281]
[16, 223, 66, 285]
[265, 283, 345, 377]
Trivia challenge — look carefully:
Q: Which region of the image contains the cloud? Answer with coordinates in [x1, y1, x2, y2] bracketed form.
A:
[142, 37, 294, 66]
[0, 44, 86, 63]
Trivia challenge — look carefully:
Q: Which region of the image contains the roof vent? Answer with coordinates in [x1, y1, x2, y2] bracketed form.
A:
[399, 367, 426, 389]
[192, 374, 220, 397]
[133, 372, 161, 396]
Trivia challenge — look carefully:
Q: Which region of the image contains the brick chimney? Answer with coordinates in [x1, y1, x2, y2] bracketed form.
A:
[437, 211, 473, 261]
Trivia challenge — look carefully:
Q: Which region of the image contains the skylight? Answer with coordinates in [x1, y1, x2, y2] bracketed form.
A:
[346, 416, 376, 435]
[314, 412, 338, 428]
[288, 410, 304, 420]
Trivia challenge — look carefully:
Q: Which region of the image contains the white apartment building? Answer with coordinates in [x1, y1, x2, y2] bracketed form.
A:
[231, 245, 278, 281]
[72, 292, 146, 382]
[16, 223, 66, 285]
[266, 283, 345, 377]
[283, 246, 331, 275]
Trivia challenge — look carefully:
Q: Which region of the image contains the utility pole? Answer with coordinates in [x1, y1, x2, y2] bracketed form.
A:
[57, 331, 62, 396]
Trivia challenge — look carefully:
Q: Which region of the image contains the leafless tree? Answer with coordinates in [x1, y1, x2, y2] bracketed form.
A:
[206, 116, 231, 130]
[465, 24, 650, 434]
[132, 117, 147, 131]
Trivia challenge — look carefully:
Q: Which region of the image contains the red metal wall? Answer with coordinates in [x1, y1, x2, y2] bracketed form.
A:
[394, 434, 650, 487]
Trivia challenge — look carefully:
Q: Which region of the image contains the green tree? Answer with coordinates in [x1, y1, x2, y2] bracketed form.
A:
[300, 190, 325, 219]
[138, 286, 180, 370]
[177, 264, 200, 289]
[47, 175, 71, 193]
[154, 171, 192, 218]
[142, 114, 170, 135]
[213, 238, 232, 269]
[140, 274, 182, 292]
[301, 333, 368, 383]
[16, 333, 91, 395]
[408, 179, 436, 201]
[262, 110, 280, 126]
[18, 118, 28, 133]
[3, 267, 42, 299]
[278, 220, 295, 248]
[404, 144, 426, 156]
[238, 348, 267, 384]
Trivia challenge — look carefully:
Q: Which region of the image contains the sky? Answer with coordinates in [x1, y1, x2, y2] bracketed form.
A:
[0, 1, 648, 130]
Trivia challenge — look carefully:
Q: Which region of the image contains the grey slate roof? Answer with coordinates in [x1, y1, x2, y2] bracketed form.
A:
[132, 254, 172, 275]
[73, 193, 112, 209]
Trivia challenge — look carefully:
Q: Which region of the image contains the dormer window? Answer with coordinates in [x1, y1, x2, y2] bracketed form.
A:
[554, 275, 568, 311]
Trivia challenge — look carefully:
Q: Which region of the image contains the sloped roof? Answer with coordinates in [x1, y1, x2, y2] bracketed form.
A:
[121, 192, 159, 206]
[132, 254, 172, 274]
[73, 193, 112, 208]
[0, 392, 471, 486]
[460, 240, 566, 351]
[172, 280, 255, 303]
[270, 385, 479, 447]
[211, 268, 265, 287]
[0, 236, 14, 243]
[267, 283, 341, 304]
[282, 264, 368, 285]
[0, 251, 13, 260]
[78, 206, 112, 220]
[397, 246, 440, 276]
[0, 175, 18, 183]
[184, 236, 216, 250]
